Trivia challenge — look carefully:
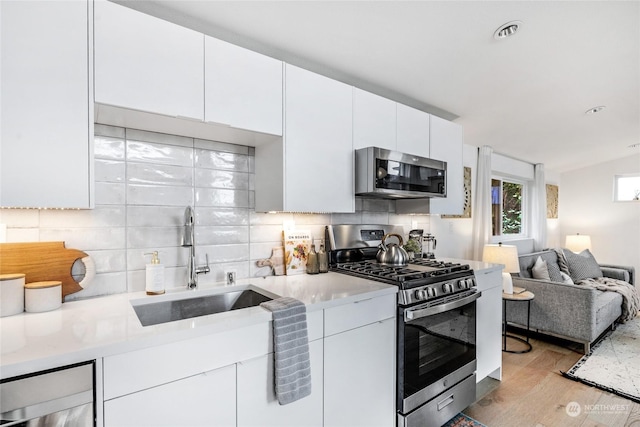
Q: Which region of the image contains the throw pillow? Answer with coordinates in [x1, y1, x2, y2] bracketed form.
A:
[531, 256, 551, 281]
[560, 271, 574, 285]
[561, 248, 603, 282]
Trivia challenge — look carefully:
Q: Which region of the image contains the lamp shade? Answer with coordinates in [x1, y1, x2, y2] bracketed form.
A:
[482, 243, 519, 273]
[565, 234, 592, 252]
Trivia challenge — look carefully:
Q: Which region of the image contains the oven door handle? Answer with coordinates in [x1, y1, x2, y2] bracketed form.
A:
[404, 291, 481, 322]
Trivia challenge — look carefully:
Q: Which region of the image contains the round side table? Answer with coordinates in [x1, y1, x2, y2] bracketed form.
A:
[502, 290, 535, 353]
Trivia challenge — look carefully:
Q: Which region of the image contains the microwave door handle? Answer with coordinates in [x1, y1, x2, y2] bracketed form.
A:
[404, 291, 481, 322]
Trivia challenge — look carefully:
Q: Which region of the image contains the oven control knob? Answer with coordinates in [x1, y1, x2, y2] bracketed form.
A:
[442, 283, 453, 293]
[414, 289, 429, 301]
[457, 280, 466, 289]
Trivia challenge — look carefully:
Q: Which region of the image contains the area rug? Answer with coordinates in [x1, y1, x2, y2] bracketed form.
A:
[562, 314, 640, 403]
[442, 413, 486, 427]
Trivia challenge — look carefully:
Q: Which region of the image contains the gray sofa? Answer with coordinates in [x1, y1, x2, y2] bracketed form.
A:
[505, 249, 636, 353]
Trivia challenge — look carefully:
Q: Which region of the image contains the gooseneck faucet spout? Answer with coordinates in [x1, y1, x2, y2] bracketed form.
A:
[181, 206, 210, 290]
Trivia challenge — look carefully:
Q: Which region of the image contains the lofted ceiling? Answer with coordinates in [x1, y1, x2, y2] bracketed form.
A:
[116, 0, 640, 173]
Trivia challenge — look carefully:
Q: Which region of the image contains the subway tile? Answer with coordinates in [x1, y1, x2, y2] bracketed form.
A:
[95, 159, 125, 183]
[39, 227, 126, 251]
[195, 188, 250, 208]
[330, 212, 362, 224]
[95, 182, 126, 205]
[249, 224, 285, 243]
[293, 213, 331, 226]
[195, 207, 250, 226]
[195, 149, 249, 172]
[65, 272, 127, 301]
[127, 206, 186, 227]
[127, 162, 194, 187]
[0, 209, 40, 227]
[126, 128, 194, 148]
[248, 154, 255, 174]
[198, 261, 249, 285]
[250, 211, 293, 226]
[127, 246, 184, 270]
[250, 241, 284, 263]
[95, 135, 125, 160]
[197, 243, 250, 264]
[40, 206, 125, 228]
[126, 140, 193, 167]
[194, 139, 249, 155]
[127, 226, 182, 249]
[127, 184, 193, 207]
[95, 124, 125, 139]
[84, 249, 127, 273]
[6, 228, 39, 242]
[195, 225, 249, 245]
[195, 169, 249, 190]
[361, 211, 389, 225]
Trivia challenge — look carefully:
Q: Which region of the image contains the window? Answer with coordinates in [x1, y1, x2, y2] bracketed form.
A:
[614, 174, 640, 202]
[491, 178, 525, 237]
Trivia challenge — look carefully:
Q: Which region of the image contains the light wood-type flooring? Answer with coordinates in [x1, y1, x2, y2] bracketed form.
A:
[464, 330, 640, 427]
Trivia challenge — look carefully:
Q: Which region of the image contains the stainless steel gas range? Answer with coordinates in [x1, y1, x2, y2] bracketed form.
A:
[326, 225, 480, 427]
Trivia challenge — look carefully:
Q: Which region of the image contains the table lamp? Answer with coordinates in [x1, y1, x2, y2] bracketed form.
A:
[565, 234, 592, 253]
[482, 243, 519, 294]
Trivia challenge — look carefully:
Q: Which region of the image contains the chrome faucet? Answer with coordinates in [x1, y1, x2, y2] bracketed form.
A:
[181, 206, 210, 289]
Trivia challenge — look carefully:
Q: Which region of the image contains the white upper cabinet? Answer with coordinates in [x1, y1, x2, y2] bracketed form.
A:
[205, 36, 283, 136]
[94, 0, 204, 120]
[429, 115, 464, 215]
[396, 103, 430, 157]
[353, 88, 396, 150]
[255, 64, 354, 213]
[1, 0, 94, 209]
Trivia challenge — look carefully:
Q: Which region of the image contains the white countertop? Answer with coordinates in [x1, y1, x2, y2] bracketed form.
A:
[0, 272, 396, 379]
[0, 260, 500, 379]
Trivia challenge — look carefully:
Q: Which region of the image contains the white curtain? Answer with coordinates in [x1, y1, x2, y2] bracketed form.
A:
[530, 163, 547, 251]
[471, 146, 493, 260]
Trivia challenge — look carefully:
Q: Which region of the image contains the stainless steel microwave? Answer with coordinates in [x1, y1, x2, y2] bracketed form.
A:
[355, 147, 447, 199]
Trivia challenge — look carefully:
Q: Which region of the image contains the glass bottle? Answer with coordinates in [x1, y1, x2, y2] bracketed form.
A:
[307, 243, 319, 274]
[318, 245, 329, 273]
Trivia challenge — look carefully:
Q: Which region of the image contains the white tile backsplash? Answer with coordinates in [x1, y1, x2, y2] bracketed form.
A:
[1, 124, 413, 301]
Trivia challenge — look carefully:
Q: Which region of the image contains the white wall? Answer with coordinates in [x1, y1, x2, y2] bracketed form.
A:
[559, 154, 640, 277]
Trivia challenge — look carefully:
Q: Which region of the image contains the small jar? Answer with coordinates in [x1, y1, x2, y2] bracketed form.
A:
[0, 273, 26, 317]
[25, 281, 62, 313]
[307, 244, 319, 274]
[318, 245, 329, 273]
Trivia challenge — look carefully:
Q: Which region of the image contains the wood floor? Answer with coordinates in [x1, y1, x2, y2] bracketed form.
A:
[464, 330, 640, 427]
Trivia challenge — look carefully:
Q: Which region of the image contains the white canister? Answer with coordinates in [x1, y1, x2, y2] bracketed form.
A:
[0, 273, 26, 317]
[25, 281, 62, 313]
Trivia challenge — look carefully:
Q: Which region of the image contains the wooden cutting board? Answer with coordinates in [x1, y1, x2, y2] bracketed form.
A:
[0, 241, 91, 300]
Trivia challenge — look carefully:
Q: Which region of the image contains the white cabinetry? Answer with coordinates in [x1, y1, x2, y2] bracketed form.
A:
[396, 103, 430, 157]
[0, 0, 93, 209]
[237, 340, 323, 427]
[323, 294, 396, 427]
[104, 364, 236, 427]
[396, 114, 463, 215]
[353, 88, 396, 150]
[94, 0, 204, 120]
[255, 64, 354, 212]
[474, 268, 503, 382]
[429, 115, 464, 215]
[205, 37, 283, 136]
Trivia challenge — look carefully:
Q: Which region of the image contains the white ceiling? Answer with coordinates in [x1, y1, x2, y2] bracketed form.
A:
[118, 0, 640, 173]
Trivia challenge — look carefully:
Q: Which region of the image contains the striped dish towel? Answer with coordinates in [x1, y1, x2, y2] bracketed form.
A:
[260, 297, 312, 405]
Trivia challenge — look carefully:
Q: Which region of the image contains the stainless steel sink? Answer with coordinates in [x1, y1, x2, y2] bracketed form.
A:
[132, 287, 274, 326]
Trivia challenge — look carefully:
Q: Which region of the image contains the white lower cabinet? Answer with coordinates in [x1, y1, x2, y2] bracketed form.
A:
[324, 317, 396, 427]
[237, 339, 324, 427]
[104, 364, 236, 427]
[474, 269, 503, 382]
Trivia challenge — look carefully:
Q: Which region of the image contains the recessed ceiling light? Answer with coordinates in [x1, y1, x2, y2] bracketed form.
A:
[629, 143, 640, 149]
[585, 106, 606, 114]
[493, 21, 523, 40]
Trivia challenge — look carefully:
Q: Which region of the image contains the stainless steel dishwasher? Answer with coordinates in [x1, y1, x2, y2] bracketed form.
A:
[0, 361, 95, 426]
